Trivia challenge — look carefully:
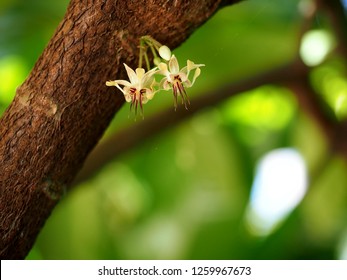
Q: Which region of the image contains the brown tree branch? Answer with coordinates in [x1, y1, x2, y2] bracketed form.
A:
[316, 0, 347, 58]
[288, 77, 347, 158]
[0, 0, 244, 259]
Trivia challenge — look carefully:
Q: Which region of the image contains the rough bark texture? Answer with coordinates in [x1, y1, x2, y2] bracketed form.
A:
[0, 0, 243, 259]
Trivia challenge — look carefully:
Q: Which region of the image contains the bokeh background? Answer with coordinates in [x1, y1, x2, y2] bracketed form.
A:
[1, 0, 347, 259]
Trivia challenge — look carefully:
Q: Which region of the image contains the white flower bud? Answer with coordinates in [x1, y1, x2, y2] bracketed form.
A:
[159, 45, 171, 61]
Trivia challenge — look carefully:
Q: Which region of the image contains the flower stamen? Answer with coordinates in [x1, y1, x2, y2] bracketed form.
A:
[106, 63, 158, 118]
[106, 37, 204, 118]
[172, 75, 190, 110]
[158, 54, 204, 110]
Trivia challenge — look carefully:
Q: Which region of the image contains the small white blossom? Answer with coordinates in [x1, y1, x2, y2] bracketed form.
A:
[158, 45, 172, 61]
[106, 64, 157, 115]
[158, 55, 204, 109]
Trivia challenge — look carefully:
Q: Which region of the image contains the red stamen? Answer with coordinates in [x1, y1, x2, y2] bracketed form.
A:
[139, 89, 146, 117]
[172, 75, 189, 110]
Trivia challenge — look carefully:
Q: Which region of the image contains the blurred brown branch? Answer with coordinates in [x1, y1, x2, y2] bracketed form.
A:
[75, 55, 347, 185]
[74, 58, 307, 185]
[317, 0, 347, 57]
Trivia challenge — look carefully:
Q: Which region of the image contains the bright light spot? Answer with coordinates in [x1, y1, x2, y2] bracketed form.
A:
[311, 62, 347, 120]
[342, 0, 347, 10]
[0, 56, 27, 104]
[245, 148, 308, 236]
[337, 229, 347, 260]
[122, 215, 187, 259]
[300, 30, 335, 66]
[336, 94, 347, 117]
[222, 86, 296, 146]
[97, 163, 151, 228]
[326, 76, 347, 120]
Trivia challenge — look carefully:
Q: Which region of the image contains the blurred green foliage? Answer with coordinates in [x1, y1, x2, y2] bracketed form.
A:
[1, 0, 347, 260]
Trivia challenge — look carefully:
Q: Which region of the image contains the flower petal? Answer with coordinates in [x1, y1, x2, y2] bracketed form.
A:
[177, 72, 188, 83]
[124, 93, 132, 102]
[158, 63, 172, 83]
[159, 77, 171, 91]
[183, 79, 192, 88]
[187, 60, 204, 71]
[168, 55, 180, 74]
[109, 79, 133, 87]
[106, 81, 117, 86]
[141, 67, 158, 87]
[115, 84, 126, 95]
[135, 67, 145, 80]
[190, 67, 201, 86]
[158, 62, 169, 73]
[124, 63, 139, 85]
[144, 89, 155, 102]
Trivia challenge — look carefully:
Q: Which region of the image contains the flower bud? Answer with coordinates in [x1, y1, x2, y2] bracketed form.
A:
[159, 45, 171, 61]
[153, 57, 161, 66]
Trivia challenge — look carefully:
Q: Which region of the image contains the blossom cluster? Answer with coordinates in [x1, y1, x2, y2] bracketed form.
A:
[106, 37, 204, 116]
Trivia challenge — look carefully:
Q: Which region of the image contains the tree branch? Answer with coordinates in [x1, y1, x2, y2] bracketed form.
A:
[316, 0, 347, 57]
[0, 0, 244, 259]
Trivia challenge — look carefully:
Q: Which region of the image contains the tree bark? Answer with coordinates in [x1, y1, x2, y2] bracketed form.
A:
[0, 0, 243, 259]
